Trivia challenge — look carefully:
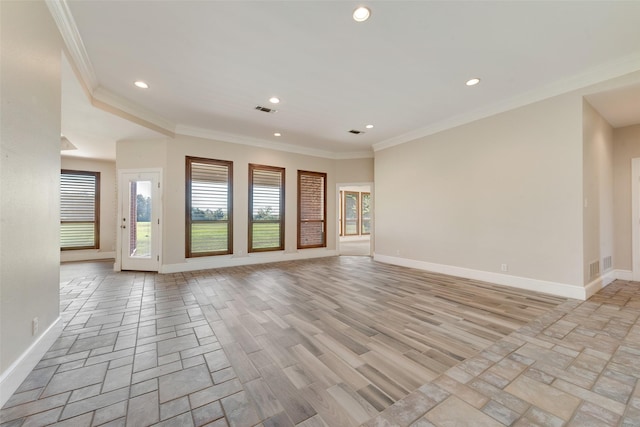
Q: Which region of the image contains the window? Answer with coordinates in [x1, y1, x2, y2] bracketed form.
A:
[298, 170, 326, 249]
[344, 191, 359, 236]
[339, 190, 343, 236]
[60, 170, 100, 250]
[249, 164, 285, 252]
[186, 157, 233, 257]
[361, 192, 371, 235]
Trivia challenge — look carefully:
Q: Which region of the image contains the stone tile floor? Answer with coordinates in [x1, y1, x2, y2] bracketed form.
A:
[365, 279, 640, 426]
[2, 259, 640, 426]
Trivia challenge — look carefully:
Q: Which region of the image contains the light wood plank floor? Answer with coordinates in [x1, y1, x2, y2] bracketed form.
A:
[187, 256, 566, 426]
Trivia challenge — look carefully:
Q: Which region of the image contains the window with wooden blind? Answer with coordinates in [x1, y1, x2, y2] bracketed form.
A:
[249, 164, 285, 252]
[186, 157, 233, 257]
[298, 170, 326, 249]
[60, 170, 100, 250]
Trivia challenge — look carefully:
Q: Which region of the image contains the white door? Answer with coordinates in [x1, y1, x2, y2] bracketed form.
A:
[119, 171, 161, 271]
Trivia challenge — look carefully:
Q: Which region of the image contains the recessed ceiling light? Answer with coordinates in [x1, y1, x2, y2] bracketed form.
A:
[269, 97, 280, 104]
[134, 80, 149, 89]
[353, 6, 370, 22]
[466, 78, 481, 86]
[365, 124, 374, 129]
[274, 132, 281, 137]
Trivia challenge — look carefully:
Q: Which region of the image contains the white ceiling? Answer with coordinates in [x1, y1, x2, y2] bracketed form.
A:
[61, 56, 164, 160]
[59, 1, 640, 159]
[585, 83, 640, 128]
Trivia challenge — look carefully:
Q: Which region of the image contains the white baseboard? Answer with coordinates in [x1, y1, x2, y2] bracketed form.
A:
[161, 249, 338, 274]
[60, 250, 116, 262]
[585, 270, 617, 299]
[0, 317, 62, 407]
[374, 254, 587, 300]
[615, 269, 633, 281]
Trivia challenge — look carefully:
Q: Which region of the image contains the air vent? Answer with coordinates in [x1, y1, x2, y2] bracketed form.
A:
[349, 129, 365, 135]
[589, 260, 600, 280]
[603, 256, 612, 271]
[255, 105, 277, 113]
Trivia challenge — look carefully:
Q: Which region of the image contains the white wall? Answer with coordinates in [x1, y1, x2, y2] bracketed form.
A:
[374, 93, 585, 297]
[0, 0, 63, 403]
[116, 136, 374, 272]
[613, 125, 640, 272]
[60, 157, 117, 261]
[582, 100, 614, 292]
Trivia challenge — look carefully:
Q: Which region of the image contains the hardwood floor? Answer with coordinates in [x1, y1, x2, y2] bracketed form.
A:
[187, 256, 566, 426]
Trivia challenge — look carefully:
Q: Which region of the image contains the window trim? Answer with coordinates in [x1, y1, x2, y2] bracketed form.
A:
[248, 164, 285, 253]
[185, 156, 233, 258]
[60, 169, 100, 251]
[297, 170, 327, 249]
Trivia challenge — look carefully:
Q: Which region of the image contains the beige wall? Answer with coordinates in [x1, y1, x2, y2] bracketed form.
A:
[61, 157, 117, 261]
[375, 93, 585, 288]
[613, 125, 640, 271]
[117, 136, 374, 271]
[335, 158, 374, 183]
[0, 0, 62, 379]
[582, 101, 614, 286]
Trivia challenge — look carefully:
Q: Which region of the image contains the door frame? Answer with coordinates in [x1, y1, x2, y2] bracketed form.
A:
[115, 168, 163, 272]
[632, 159, 640, 281]
[336, 182, 374, 256]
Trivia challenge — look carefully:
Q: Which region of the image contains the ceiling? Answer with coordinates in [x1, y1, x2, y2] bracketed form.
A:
[58, 1, 640, 160]
[61, 56, 164, 160]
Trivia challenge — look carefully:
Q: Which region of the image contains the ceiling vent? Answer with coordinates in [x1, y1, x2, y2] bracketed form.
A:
[349, 129, 364, 135]
[255, 105, 277, 113]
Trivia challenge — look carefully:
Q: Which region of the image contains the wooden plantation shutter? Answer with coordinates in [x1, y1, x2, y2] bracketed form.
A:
[186, 157, 233, 257]
[249, 164, 285, 252]
[60, 170, 100, 250]
[297, 170, 326, 249]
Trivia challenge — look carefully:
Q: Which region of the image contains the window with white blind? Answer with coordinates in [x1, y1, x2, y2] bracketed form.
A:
[60, 170, 100, 250]
[249, 164, 284, 252]
[186, 157, 233, 257]
[297, 170, 326, 249]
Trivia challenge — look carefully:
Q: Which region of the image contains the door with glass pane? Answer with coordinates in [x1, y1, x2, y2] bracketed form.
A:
[344, 191, 360, 236]
[119, 171, 161, 271]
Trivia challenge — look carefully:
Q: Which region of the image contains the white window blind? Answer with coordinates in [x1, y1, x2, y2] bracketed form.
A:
[298, 170, 326, 249]
[60, 170, 99, 250]
[249, 165, 284, 252]
[186, 157, 233, 257]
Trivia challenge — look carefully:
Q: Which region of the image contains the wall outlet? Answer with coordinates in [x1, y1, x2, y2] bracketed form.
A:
[32, 317, 39, 336]
[396, 249, 400, 256]
[501, 264, 508, 272]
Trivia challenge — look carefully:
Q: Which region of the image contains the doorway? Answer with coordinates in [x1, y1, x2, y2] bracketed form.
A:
[337, 183, 373, 256]
[117, 169, 162, 271]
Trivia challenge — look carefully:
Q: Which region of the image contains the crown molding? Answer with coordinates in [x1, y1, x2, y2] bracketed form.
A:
[92, 87, 176, 137]
[176, 125, 372, 160]
[373, 51, 640, 152]
[46, 0, 98, 91]
[332, 150, 374, 160]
